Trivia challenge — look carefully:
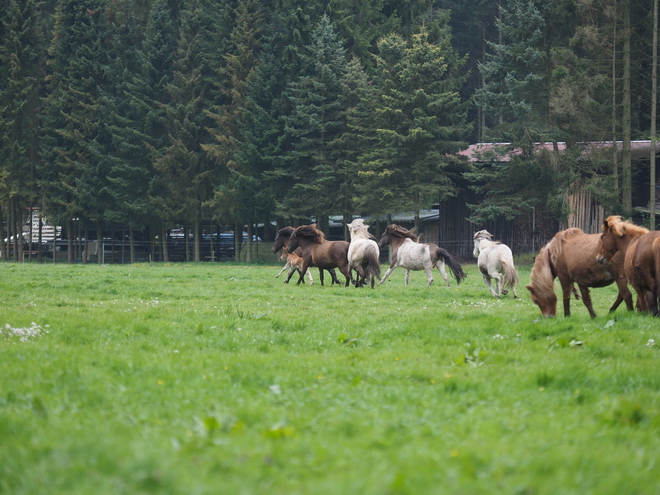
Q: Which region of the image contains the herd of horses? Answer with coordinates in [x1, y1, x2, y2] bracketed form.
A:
[272, 216, 660, 318]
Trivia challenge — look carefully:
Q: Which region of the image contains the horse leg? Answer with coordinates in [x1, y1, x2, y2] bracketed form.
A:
[296, 261, 310, 285]
[577, 284, 597, 319]
[276, 263, 289, 278]
[305, 269, 314, 285]
[328, 268, 341, 285]
[423, 263, 434, 287]
[379, 265, 396, 285]
[284, 265, 297, 284]
[436, 262, 450, 287]
[559, 279, 573, 317]
[340, 264, 352, 287]
[318, 268, 325, 286]
[482, 274, 498, 297]
[405, 269, 411, 286]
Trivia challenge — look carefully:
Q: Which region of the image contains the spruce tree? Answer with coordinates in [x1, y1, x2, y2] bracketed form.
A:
[0, 0, 46, 259]
[277, 15, 349, 226]
[358, 28, 470, 228]
[40, 0, 111, 261]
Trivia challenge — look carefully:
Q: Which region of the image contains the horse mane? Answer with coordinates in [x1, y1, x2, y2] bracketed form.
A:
[473, 230, 493, 241]
[349, 219, 375, 240]
[294, 225, 325, 243]
[277, 226, 295, 237]
[530, 244, 555, 296]
[604, 215, 649, 238]
[385, 224, 418, 241]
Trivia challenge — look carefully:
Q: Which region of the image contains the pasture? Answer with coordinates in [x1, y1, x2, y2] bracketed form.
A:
[1, 261, 659, 494]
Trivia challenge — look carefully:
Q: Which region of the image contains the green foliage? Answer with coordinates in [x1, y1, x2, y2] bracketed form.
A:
[357, 27, 470, 217]
[1, 263, 660, 493]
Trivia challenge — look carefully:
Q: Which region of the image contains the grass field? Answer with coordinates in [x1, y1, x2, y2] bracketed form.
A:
[1, 261, 659, 494]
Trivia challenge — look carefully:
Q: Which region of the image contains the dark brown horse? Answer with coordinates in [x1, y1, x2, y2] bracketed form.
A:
[287, 225, 352, 286]
[377, 224, 466, 286]
[271, 227, 339, 284]
[596, 215, 660, 315]
[527, 228, 633, 318]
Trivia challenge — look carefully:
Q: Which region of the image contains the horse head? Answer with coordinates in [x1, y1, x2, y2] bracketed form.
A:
[597, 216, 648, 265]
[473, 230, 494, 257]
[347, 219, 374, 240]
[272, 226, 295, 253]
[526, 245, 557, 317]
[378, 224, 417, 248]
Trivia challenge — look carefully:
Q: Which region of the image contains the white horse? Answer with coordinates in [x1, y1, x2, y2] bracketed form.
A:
[347, 219, 381, 288]
[473, 230, 519, 298]
[378, 224, 466, 287]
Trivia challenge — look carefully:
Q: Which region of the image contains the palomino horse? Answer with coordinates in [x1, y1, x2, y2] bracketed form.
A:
[596, 215, 660, 315]
[527, 228, 633, 317]
[473, 230, 518, 298]
[287, 225, 352, 286]
[346, 219, 381, 288]
[271, 227, 315, 284]
[377, 224, 466, 287]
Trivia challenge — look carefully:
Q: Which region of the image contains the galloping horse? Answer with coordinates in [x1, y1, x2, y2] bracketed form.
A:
[596, 215, 659, 315]
[527, 228, 633, 317]
[287, 225, 352, 286]
[473, 230, 518, 298]
[346, 219, 381, 288]
[377, 224, 466, 287]
[271, 227, 315, 284]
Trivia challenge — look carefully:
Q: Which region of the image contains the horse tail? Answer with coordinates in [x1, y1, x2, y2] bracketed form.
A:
[365, 245, 382, 282]
[436, 248, 467, 285]
[500, 257, 519, 291]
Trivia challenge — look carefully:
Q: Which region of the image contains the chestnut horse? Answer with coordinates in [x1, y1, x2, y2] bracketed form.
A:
[596, 215, 660, 315]
[527, 228, 633, 317]
[272, 226, 340, 284]
[287, 225, 352, 286]
[377, 224, 466, 287]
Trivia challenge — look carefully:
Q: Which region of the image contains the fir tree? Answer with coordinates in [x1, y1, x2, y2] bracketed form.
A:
[0, 0, 46, 259]
[358, 28, 470, 228]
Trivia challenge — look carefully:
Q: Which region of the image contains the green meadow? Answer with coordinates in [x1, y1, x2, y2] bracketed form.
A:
[1, 261, 659, 495]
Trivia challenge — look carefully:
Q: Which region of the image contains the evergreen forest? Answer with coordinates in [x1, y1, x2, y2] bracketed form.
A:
[0, 0, 657, 261]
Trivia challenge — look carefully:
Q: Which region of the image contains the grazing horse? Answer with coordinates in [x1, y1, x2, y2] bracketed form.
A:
[473, 230, 518, 298]
[287, 225, 352, 286]
[526, 228, 633, 318]
[596, 215, 659, 315]
[377, 224, 466, 287]
[272, 226, 338, 284]
[346, 219, 381, 288]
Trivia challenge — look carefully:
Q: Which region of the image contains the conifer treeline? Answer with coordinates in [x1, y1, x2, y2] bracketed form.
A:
[0, 0, 655, 261]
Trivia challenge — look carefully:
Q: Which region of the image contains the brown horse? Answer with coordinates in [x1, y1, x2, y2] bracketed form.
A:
[596, 215, 660, 315]
[271, 227, 338, 284]
[287, 225, 352, 286]
[527, 228, 633, 318]
[377, 224, 466, 286]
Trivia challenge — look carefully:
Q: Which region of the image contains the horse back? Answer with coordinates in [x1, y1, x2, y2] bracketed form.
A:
[552, 232, 614, 286]
[310, 240, 349, 268]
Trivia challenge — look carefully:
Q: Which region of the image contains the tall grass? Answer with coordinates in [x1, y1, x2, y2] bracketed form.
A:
[1, 262, 658, 494]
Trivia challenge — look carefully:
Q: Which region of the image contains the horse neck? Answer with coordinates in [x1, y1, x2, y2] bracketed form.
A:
[389, 236, 408, 252]
[617, 228, 646, 253]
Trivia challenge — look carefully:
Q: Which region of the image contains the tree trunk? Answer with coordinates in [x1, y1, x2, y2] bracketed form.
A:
[67, 218, 73, 264]
[650, 0, 658, 229]
[234, 222, 241, 262]
[161, 224, 169, 262]
[130, 226, 136, 264]
[621, 0, 632, 215]
[193, 211, 201, 262]
[0, 206, 6, 260]
[246, 222, 253, 263]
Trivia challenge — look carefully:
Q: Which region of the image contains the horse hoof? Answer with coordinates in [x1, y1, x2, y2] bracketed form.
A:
[502, 290, 509, 296]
